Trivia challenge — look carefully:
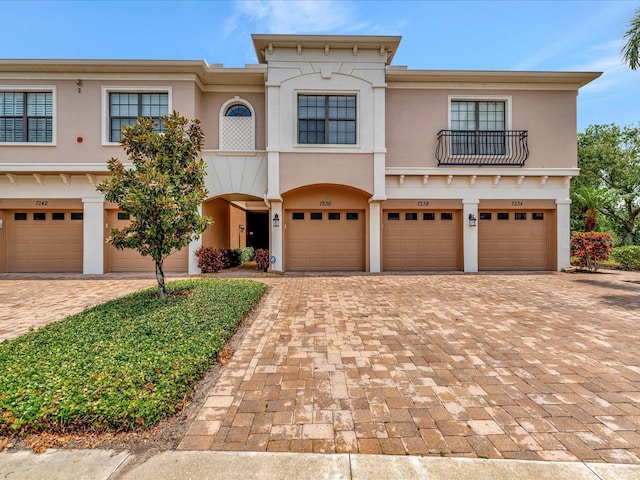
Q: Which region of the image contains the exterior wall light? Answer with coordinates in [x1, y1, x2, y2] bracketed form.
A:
[468, 213, 477, 227]
[273, 213, 280, 227]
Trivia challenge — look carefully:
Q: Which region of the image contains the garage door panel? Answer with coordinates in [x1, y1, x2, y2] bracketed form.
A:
[109, 212, 188, 272]
[478, 210, 551, 271]
[285, 211, 365, 271]
[383, 210, 461, 271]
[7, 211, 83, 273]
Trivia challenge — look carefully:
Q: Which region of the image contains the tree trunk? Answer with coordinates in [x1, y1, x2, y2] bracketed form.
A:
[626, 230, 635, 245]
[155, 261, 167, 299]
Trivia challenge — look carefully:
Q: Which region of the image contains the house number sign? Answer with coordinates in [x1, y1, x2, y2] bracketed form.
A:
[35, 200, 49, 206]
[417, 201, 430, 207]
[319, 201, 332, 206]
[512, 201, 524, 206]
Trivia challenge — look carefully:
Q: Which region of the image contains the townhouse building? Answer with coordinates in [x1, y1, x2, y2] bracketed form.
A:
[0, 34, 600, 275]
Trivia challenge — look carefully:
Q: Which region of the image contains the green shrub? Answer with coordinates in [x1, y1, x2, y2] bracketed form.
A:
[0, 279, 266, 436]
[570, 232, 613, 272]
[611, 245, 640, 270]
[238, 246, 255, 264]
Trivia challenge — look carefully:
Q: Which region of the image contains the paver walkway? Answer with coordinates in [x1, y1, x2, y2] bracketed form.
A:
[2, 269, 640, 464]
[0, 273, 179, 341]
[179, 271, 640, 463]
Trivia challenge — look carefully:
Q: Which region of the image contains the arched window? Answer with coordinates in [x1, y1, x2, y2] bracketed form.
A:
[225, 104, 251, 117]
[220, 97, 255, 150]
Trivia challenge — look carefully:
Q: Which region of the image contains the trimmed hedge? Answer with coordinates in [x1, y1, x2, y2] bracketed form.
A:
[611, 245, 640, 270]
[0, 279, 266, 436]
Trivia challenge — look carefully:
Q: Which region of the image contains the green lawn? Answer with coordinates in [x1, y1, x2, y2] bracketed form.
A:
[0, 279, 266, 436]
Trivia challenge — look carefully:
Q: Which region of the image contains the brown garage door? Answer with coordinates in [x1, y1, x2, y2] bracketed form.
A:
[285, 210, 365, 271]
[109, 211, 188, 272]
[383, 210, 462, 271]
[478, 210, 552, 271]
[7, 210, 83, 272]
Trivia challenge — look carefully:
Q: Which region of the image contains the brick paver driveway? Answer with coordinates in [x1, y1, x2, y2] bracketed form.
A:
[2, 270, 640, 463]
[180, 271, 640, 463]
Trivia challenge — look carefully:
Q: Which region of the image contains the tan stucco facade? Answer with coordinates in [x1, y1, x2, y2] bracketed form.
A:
[0, 34, 600, 274]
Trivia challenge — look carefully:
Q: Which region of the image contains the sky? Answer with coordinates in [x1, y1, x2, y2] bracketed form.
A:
[1, 0, 639, 132]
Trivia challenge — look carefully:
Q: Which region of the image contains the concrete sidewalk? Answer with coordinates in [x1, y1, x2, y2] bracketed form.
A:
[2, 450, 640, 480]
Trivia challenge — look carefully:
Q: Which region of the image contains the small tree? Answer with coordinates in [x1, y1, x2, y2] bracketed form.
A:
[97, 112, 212, 298]
[572, 185, 614, 232]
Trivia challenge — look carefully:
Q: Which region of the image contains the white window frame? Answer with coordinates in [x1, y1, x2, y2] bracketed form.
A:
[101, 86, 172, 146]
[294, 91, 360, 148]
[447, 94, 512, 158]
[0, 85, 57, 146]
[219, 96, 256, 151]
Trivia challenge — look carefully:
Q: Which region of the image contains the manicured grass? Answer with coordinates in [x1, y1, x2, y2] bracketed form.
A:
[0, 279, 266, 436]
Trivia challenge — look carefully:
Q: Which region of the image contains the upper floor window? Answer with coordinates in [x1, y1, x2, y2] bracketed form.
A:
[0, 91, 53, 143]
[220, 98, 255, 150]
[298, 94, 356, 145]
[109, 92, 168, 142]
[225, 104, 251, 117]
[450, 100, 505, 155]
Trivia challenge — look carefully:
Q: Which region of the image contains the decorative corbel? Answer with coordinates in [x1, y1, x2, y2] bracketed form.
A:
[539, 175, 549, 188]
[60, 173, 70, 186]
[446, 175, 454, 186]
[6, 173, 17, 186]
[398, 174, 405, 186]
[493, 175, 501, 188]
[33, 173, 44, 186]
[86, 173, 96, 186]
[422, 175, 429, 186]
[516, 175, 525, 188]
[469, 175, 477, 187]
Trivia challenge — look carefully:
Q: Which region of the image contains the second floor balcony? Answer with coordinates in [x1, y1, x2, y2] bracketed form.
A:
[436, 130, 529, 167]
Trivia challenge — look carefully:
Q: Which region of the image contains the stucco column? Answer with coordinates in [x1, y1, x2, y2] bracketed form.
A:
[82, 197, 104, 275]
[556, 199, 572, 271]
[369, 200, 382, 273]
[188, 203, 203, 275]
[463, 199, 479, 273]
[270, 201, 283, 272]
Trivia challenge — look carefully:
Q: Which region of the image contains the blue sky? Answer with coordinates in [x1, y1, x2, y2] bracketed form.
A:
[2, 0, 639, 131]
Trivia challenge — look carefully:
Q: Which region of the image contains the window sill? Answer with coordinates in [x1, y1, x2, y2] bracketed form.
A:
[0, 142, 56, 147]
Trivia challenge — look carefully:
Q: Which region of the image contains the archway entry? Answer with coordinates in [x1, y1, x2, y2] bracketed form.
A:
[202, 195, 269, 251]
[283, 184, 369, 271]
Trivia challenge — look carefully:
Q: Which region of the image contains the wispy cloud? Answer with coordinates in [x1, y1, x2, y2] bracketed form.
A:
[226, 0, 369, 35]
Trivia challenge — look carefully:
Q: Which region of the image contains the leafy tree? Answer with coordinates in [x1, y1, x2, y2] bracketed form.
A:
[575, 124, 640, 245]
[572, 186, 614, 232]
[622, 7, 640, 70]
[98, 112, 212, 298]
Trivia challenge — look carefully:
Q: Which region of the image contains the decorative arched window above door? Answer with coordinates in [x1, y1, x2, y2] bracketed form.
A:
[220, 97, 255, 150]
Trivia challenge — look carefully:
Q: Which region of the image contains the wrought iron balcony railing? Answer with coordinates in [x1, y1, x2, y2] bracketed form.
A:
[436, 130, 529, 167]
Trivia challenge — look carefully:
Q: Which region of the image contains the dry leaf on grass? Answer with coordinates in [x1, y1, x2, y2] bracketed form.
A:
[216, 345, 234, 365]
